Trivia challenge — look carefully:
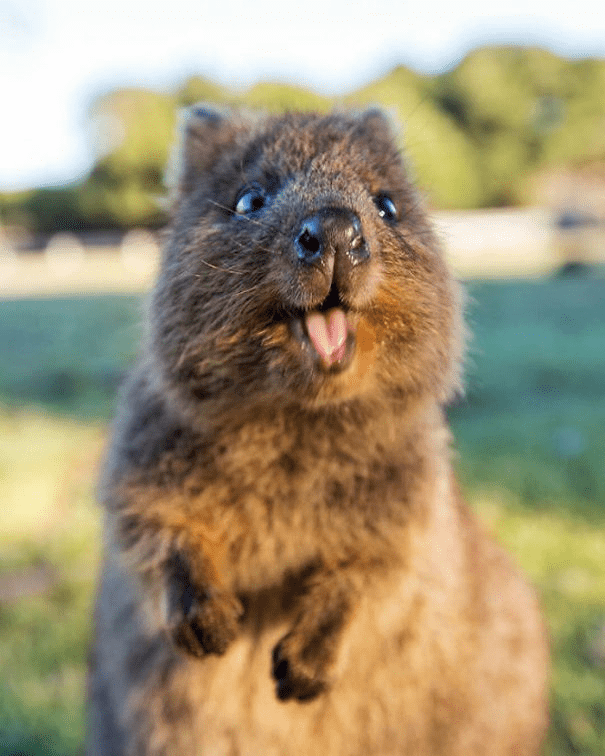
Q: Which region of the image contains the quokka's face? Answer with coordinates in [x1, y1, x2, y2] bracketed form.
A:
[151, 107, 462, 412]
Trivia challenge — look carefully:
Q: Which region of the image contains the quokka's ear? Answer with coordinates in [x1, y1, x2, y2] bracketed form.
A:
[348, 106, 407, 175]
[352, 107, 398, 143]
[165, 103, 241, 198]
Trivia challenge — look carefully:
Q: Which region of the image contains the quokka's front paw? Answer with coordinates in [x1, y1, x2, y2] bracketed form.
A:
[167, 587, 243, 657]
[272, 632, 332, 702]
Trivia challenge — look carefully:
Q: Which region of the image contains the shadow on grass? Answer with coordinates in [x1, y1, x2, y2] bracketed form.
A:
[447, 275, 605, 523]
[0, 727, 83, 756]
[0, 295, 144, 421]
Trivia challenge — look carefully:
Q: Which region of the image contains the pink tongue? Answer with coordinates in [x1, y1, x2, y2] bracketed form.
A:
[305, 309, 348, 365]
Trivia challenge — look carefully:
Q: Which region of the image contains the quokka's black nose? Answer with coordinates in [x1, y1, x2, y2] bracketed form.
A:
[295, 208, 369, 266]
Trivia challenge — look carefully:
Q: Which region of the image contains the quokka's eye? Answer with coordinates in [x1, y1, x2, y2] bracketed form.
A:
[373, 194, 398, 223]
[234, 185, 267, 215]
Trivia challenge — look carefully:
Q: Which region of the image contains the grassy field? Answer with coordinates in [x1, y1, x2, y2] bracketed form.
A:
[0, 273, 604, 755]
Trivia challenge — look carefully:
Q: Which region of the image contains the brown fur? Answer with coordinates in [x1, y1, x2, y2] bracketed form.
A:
[86, 106, 549, 755]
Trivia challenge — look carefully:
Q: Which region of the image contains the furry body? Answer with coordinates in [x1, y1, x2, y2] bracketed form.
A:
[87, 108, 548, 755]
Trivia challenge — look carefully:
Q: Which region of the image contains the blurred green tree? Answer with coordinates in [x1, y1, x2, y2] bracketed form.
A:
[177, 75, 227, 107]
[541, 58, 605, 165]
[83, 88, 178, 227]
[433, 46, 571, 205]
[238, 81, 331, 112]
[350, 65, 483, 208]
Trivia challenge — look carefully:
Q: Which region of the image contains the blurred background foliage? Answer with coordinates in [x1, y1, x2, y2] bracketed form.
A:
[2, 45, 605, 233]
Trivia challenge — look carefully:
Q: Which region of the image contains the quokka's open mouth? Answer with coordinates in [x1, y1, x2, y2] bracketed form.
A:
[289, 284, 358, 372]
[303, 309, 352, 368]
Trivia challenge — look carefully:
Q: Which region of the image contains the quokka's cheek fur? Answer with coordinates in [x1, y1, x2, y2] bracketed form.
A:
[87, 106, 549, 756]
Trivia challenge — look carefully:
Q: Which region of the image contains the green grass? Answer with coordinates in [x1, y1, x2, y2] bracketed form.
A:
[0, 274, 604, 754]
[452, 276, 605, 521]
[0, 411, 102, 756]
[0, 295, 144, 418]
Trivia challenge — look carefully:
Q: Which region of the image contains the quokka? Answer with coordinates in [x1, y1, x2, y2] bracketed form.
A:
[87, 106, 549, 755]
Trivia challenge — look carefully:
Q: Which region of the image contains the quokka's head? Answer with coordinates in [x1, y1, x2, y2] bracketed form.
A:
[150, 105, 463, 418]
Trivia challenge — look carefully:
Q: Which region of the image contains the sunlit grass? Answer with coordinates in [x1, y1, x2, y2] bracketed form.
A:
[457, 489, 605, 755]
[0, 410, 103, 756]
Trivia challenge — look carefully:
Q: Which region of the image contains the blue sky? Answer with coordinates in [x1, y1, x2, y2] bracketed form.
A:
[1, 0, 605, 191]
